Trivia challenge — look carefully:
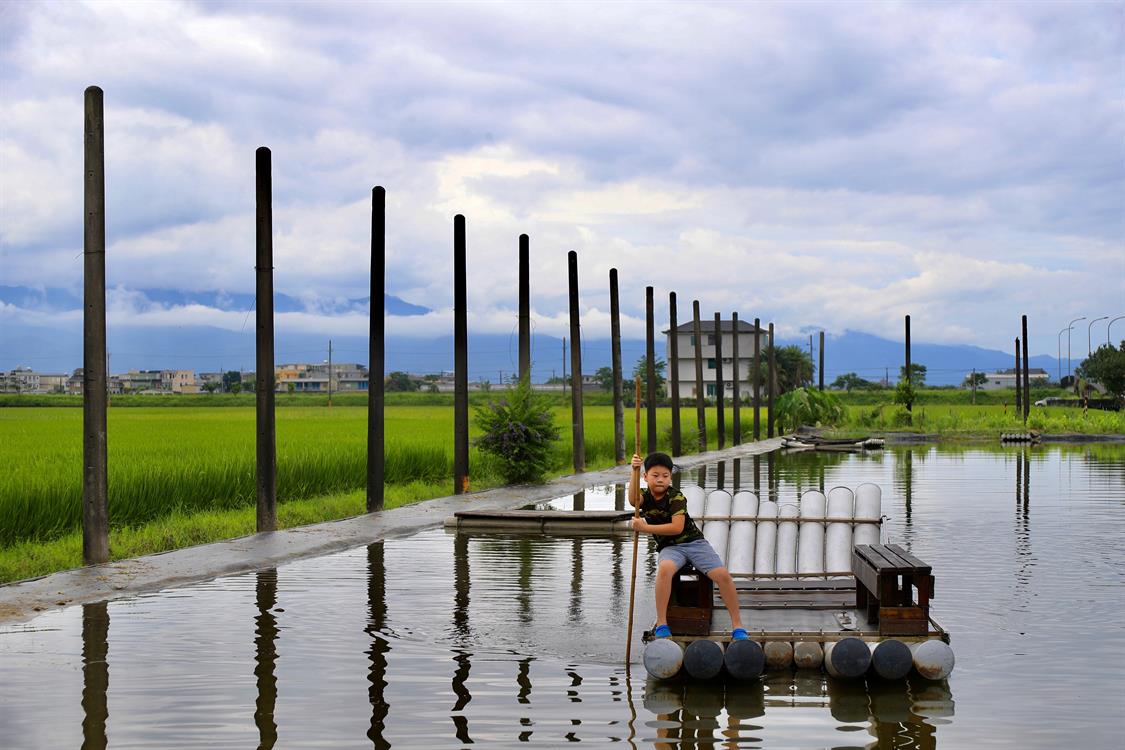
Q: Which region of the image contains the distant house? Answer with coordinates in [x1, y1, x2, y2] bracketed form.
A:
[665, 319, 768, 400]
[275, 362, 368, 392]
[978, 368, 1049, 391]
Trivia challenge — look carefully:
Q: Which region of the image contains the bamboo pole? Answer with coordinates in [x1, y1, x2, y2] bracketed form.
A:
[625, 376, 643, 664]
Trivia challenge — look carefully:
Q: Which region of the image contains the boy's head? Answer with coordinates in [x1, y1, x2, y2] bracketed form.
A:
[643, 452, 675, 496]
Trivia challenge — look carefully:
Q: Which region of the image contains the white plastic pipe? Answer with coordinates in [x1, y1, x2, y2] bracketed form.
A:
[753, 500, 779, 575]
[853, 483, 881, 547]
[702, 489, 733, 564]
[682, 484, 705, 520]
[797, 490, 826, 579]
[728, 491, 759, 576]
[825, 486, 854, 577]
[776, 503, 799, 575]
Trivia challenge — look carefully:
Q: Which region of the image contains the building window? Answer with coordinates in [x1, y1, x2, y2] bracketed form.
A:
[707, 358, 716, 369]
[706, 384, 715, 397]
[707, 334, 716, 345]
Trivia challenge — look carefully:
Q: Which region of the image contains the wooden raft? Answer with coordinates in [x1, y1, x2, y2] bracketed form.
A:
[852, 543, 934, 636]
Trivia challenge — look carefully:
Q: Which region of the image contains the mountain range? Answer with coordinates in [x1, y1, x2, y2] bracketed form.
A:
[1, 286, 1070, 385]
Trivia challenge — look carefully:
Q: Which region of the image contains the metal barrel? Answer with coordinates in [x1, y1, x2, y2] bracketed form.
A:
[793, 641, 824, 670]
[910, 640, 955, 681]
[869, 639, 913, 680]
[723, 639, 765, 680]
[643, 638, 684, 680]
[683, 639, 725, 680]
[824, 638, 871, 679]
[763, 640, 794, 670]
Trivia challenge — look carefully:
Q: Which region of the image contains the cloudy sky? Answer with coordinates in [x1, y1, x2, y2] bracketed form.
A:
[1, 0, 1122, 358]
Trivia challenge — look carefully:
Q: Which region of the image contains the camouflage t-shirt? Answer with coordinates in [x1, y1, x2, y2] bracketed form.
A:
[639, 486, 704, 551]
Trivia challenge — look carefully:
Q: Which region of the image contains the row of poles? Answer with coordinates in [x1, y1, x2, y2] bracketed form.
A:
[79, 86, 788, 565]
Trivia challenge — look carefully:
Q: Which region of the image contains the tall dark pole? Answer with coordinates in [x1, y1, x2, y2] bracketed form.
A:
[1015, 338, 1022, 414]
[819, 331, 825, 391]
[904, 314, 912, 413]
[1022, 316, 1030, 422]
[714, 312, 725, 449]
[518, 234, 531, 382]
[367, 187, 385, 512]
[83, 86, 109, 564]
[255, 146, 277, 532]
[767, 323, 776, 438]
[568, 251, 585, 472]
[453, 215, 469, 494]
[731, 312, 741, 445]
[692, 300, 707, 452]
[668, 293, 682, 456]
[753, 317, 761, 441]
[645, 286, 657, 453]
[609, 269, 625, 464]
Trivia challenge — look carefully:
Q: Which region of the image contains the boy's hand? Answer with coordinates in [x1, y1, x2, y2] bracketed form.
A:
[630, 518, 646, 532]
[631, 453, 643, 469]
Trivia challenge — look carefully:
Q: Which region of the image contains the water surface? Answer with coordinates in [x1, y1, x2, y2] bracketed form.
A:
[1, 444, 1122, 748]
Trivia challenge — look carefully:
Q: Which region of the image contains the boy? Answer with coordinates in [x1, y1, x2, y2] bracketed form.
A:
[630, 451, 748, 640]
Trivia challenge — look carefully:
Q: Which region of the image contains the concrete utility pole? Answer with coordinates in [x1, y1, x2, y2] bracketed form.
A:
[453, 215, 469, 495]
[692, 301, 706, 452]
[367, 186, 385, 512]
[645, 286, 657, 453]
[327, 339, 333, 407]
[567, 251, 585, 473]
[609, 269, 624, 463]
[668, 292, 682, 456]
[83, 86, 109, 564]
[1067, 316, 1085, 381]
[518, 234, 531, 382]
[255, 146, 277, 532]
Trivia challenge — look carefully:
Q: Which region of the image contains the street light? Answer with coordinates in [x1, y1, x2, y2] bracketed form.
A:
[1067, 316, 1085, 380]
[1088, 316, 1108, 357]
[1110, 316, 1125, 347]
[1057, 326, 1074, 383]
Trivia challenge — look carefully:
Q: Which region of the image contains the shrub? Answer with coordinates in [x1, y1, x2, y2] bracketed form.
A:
[473, 376, 561, 484]
[774, 388, 845, 432]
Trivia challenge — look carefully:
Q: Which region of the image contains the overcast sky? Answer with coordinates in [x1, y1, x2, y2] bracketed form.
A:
[1, 0, 1122, 355]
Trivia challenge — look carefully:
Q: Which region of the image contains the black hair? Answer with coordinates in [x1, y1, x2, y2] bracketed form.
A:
[643, 452, 674, 472]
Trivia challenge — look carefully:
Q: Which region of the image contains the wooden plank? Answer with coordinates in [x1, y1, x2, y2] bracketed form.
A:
[886, 543, 932, 573]
[734, 579, 855, 592]
[852, 548, 881, 595]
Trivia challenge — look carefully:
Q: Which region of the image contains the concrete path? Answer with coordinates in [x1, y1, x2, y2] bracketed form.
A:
[0, 438, 783, 624]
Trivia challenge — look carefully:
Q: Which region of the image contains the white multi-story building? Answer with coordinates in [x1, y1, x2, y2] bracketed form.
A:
[665, 319, 769, 400]
[978, 368, 1050, 391]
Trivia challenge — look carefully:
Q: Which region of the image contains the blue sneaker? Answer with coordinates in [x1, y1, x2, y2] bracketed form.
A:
[731, 628, 749, 641]
[653, 624, 672, 638]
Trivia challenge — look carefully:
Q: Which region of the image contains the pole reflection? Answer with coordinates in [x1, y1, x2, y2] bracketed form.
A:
[451, 532, 472, 743]
[81, 601, 109, 750]
[254, 568, 278, 750]
[365, 543, 390, 749]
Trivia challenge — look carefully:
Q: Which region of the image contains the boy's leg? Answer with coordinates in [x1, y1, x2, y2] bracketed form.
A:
[654, 559, 679, 627]
[706, 566, 744, 631]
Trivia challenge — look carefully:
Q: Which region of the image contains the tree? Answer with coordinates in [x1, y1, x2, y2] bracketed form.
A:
[1076, 341, 1125, 401]
[632, 356, 667, 398]
[222, 370, 241, 392]
[385, 371, 419, 392]
[202, 381, 220, 394]
[963, 371, 987, 389]
[899, 363, 927, 387]
[753, 346, 813, 396]
[775, 387, 845, 432]
[831, 372, 878, 391]
[593, 366, 615, 392]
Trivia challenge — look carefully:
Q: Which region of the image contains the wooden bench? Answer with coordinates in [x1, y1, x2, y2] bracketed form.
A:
[852, 543, 934, 635]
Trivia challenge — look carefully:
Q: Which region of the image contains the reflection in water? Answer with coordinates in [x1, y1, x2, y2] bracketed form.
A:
[517, 537, 534, 625]
[716, 460, 725, 491]
[895, 448, 915, 541]
[1015, 451, 1034, 597]
[733, 458, 741, 492]
[254, 569, 278, 750]
[451, 533, 473, 742]
[615, 484, 625, 512]
[754, 454, 761, 498]
[640, 675, 951, 749]
[573, 489, 585, 512]
[366, 544, 390, 749]
[569, 538, 584, 624]
[81, 601, 109, 750]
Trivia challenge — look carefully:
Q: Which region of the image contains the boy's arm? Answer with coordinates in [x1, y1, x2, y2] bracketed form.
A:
[628, 453, 643, 510]
[633, 513, 686, 536]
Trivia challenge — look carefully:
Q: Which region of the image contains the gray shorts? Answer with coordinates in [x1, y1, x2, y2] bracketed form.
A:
[658, 538, 724, 575]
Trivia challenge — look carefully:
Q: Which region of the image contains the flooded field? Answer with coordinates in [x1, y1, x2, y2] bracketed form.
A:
[1, 444, 1123, 748]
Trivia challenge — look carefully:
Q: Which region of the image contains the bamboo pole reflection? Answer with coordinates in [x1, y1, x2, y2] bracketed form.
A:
[253, 568, 278, 750]
[81, 601, 109, 750]
[365, 543, 390, 749]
